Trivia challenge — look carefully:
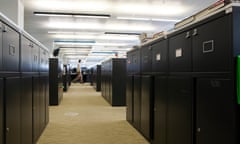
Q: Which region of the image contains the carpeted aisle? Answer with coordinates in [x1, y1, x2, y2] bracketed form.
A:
[37, 83, 149, 144]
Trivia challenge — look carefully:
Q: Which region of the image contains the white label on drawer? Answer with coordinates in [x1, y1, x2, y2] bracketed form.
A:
[156, 53, 161, 61]
[176, 48, 182, 58]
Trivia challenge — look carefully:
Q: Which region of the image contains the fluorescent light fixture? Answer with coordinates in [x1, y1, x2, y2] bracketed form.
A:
[34, 12, 110, 19]
[47, 21, 103, 30]
[52, 34, 96, 40]
[104, 32, 141, 35]
[117, 17, 150, 21]
[54, 40, 95, 44]
[48, 31, 99, 35]
[32, 0, 109, 12]
[117, 16, 180, 22]
[46, 21, 154, 31]
[59, 46, 92, 49]
[152, 18, 180, 22]
[52, 34, 139, 41]
[116, 3, 186, 16]
[54, 41, 131, 47]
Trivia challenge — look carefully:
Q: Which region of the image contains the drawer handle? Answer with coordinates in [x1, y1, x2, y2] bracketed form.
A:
[185, 31, 191, 38]
[192, 29, 198, 36]
[197, 128, 201, 132]
[6, 128, 10, 133]
[2, 25, 7, 32]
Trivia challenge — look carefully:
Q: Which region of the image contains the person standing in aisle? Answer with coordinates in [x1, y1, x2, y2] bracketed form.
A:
[72, 59, 82, 83]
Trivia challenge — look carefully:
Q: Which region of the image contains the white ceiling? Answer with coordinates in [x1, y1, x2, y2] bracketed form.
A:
[23, 0, 217, 68]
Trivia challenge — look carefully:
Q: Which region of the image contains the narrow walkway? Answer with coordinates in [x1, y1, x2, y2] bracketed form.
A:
[37, 83, 149, 144]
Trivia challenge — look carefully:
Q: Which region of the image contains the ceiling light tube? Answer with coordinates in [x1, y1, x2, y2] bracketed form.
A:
[48, 31, 99, 35]
[151, 18, 180, 22]
[117, 17, 150, 21]
[104, 32, 141, 35]
[117, 16, 180, 22]
[34, 12, 111, 19]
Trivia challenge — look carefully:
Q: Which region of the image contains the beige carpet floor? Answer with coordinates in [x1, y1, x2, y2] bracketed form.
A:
[37, 83, 149, 144]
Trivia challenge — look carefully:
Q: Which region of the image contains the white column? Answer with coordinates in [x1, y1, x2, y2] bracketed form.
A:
[0, 0, 24, 28]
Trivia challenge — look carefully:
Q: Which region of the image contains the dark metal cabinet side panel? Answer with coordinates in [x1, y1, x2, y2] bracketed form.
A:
[196, 78, 236, 144]
[0, 78, 3, 144]
[20, 36, 32, 72]
[112, 59, 126, 106]
[167, 77, 193, 144]
[2, 24, 20, 71]
[96, 65, 101, 91]
[133, 75, 141, 130]
[152, 76, 167, 144]
[192, 15, 232, 72]
[152, 40, 168, 72]
[169, 32, 192, 72]
[49, 59, 59, 105]
[21, 77, 33, 144]
[5, 77, 21, 144]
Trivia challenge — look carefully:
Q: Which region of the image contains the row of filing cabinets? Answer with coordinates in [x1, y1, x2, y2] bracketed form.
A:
[92, 65, 101, 92]
[0, 15, 49, 144]
[101, 58, 126, 106]
[126, 5, 240, 144]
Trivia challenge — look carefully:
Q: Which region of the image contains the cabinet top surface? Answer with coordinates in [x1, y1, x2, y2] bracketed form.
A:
[140, 2, 240, 47]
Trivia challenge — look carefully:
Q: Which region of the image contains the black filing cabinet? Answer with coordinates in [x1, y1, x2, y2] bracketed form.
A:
[128, 48, 141, 74]
[21, 76, 33, 144]
[39, 76, 46, 133]
[111, 59, 126, 106]
[133, 75, 141, 130]
[101, 64, 106, 97]
[126, 75, 133, 123]
[0, 22, 3, 70]
[33, 76, 40, 143]
[101, 59, 126, 106]
[49, 58, 63, 105]
[141, 45, 152, 73]
[21, 36, 32, 72]
[196, 78, 236, 144]
[2, 23, 20, 71]
[1, 15, 49, 144]
[32, 44, 39, 72]
[192, 15, 231, 72]
[153, 76, 167, 144]
[95, 65, 101, 91]
[45, 76, 49, 125]
[5, 77, 21, 144]
[169, 31, 192, 72]
[140, 75, 153, 140]
[126, 49, 140, 124]
[167, 77, 193, 144]
[0, 78, 3, 144]
[152, 39, 168, 73]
